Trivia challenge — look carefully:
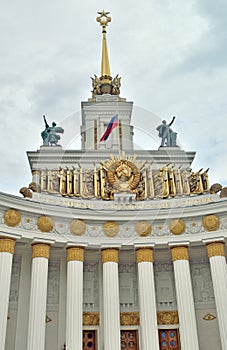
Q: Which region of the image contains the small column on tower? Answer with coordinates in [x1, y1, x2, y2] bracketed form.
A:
[204, 239, 227, 350]
[66, 246, 85, 350]
[170, 243, 199, 350]
[101, 248, 121, 350]
[135, 245, 159, 350]
[0, 238, 16, 350]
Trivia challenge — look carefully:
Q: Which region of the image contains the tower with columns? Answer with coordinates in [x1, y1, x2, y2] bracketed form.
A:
[0, 10, 227, 350]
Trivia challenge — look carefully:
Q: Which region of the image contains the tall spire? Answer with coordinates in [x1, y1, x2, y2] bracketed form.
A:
[97, 10, 112, 79]
[91, 11, 121, 97]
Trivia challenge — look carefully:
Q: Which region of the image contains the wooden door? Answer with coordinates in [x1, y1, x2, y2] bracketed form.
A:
[159, 329, 180, 350]
[121, 330, 138, 350]
[82, 330, 96, 350]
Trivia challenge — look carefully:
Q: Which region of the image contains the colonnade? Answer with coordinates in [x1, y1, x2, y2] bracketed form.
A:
[0, 236, 226, 350]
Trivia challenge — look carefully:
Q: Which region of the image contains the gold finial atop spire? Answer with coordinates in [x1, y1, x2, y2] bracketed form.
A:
[97, 10, 111, 33]
[96, 10, 112, 81]
[91, 11, 121, 97]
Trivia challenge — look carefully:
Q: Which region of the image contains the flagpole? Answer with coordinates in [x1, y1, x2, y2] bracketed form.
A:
[115, 99, 122, 156]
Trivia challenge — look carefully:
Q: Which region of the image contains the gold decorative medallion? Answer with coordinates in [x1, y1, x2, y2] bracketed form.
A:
[171, 246, 189, 261]
[206, 242, 225, 258]
[157, 311, 179, 325]
[120, 312, 140, 326]
[37, 216, 54, 232]
[136, 248, 154, 263]
[32, 243, 50, 259]
[83, 312, 100, 326]
[135, 222, 152, 237]
[202, 214, 220, 231]
[169, 219, 185, 235]
[102, 248, 119, 263]
[4, 209, 21, 227]
[103, 221, 119, 237]
[0, 238, 16, 254]
[70, 219, 86, 236]
[203, 313, 216, 321]
[67, 247, 84, 262]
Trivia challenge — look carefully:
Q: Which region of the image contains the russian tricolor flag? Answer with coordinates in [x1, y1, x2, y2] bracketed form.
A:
[100, 114, 119, 142]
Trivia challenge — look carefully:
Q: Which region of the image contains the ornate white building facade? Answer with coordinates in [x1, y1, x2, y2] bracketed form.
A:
[0, 11, 227, 350]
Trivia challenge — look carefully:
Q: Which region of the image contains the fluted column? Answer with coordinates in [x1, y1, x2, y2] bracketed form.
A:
[27, 243, 50, 350]
[102, 248, 121, 350]
[136, 247, 159, 350]
[0, 238, 16, 350]
[170, 245, 199, 350]
[205, 241, 227, 350]
[66, 246, 84, 350]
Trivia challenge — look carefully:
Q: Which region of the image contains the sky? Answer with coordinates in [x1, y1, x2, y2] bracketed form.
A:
[1, 0, 227, 195]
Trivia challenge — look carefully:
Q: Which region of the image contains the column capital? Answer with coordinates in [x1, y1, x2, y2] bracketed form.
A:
[136, 247, 154, 263]
[171, 245, 189, 262]
[67, 246, 85, 262]
[206, 242, 225, 258]
[32, 170, 41, 175]
[0, 237, 16, 254]
[101, 248, 119, 263]
[32, 243, 50, 259]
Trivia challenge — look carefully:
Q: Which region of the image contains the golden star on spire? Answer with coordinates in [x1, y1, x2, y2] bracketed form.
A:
[96, 10, 111, 33]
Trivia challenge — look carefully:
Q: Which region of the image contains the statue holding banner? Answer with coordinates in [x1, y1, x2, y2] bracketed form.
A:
[41, 115, 64, 146]
[156, 116, 177, 147]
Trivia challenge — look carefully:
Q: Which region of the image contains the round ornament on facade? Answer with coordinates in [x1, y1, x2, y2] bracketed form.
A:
[4, 209, 21, 227]
[135, 221, 152, 237]
[202, 214, 220, 231]
[169, 219, 185, 235]
[70, 219, 86, 236]
[37, 216, 54, 232]
[103, 221, 119, 237]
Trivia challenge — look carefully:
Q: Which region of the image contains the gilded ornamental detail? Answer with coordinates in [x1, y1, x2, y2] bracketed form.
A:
[169, 219, 185, 235]
[37, 216, 54, 233]
[32, 243, 50, 259]
[33, 154, 210, 202]
[202, 214, 220, 232]
[206, 242, 225, 258]
[70, 219, 86, 236]
[171, 246, 189, 261]
[0, 238, 16, 254]
[102, 248, 119, 263]
[67, 247, 85, 262]
[81, 311, 179, 326]
[136, 248, 154, 263]
[4, 209, 21, 227]
[83, 312, 99, 326]
[135, 222, 152, 237]
[103, 221, 119, 237]
[157, 311, 179, 325]
[120, 312, 140, 326]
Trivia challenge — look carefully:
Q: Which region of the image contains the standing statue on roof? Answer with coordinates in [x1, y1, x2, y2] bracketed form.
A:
[156, 116, 177, 147]
[41, 115, 64, 146]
